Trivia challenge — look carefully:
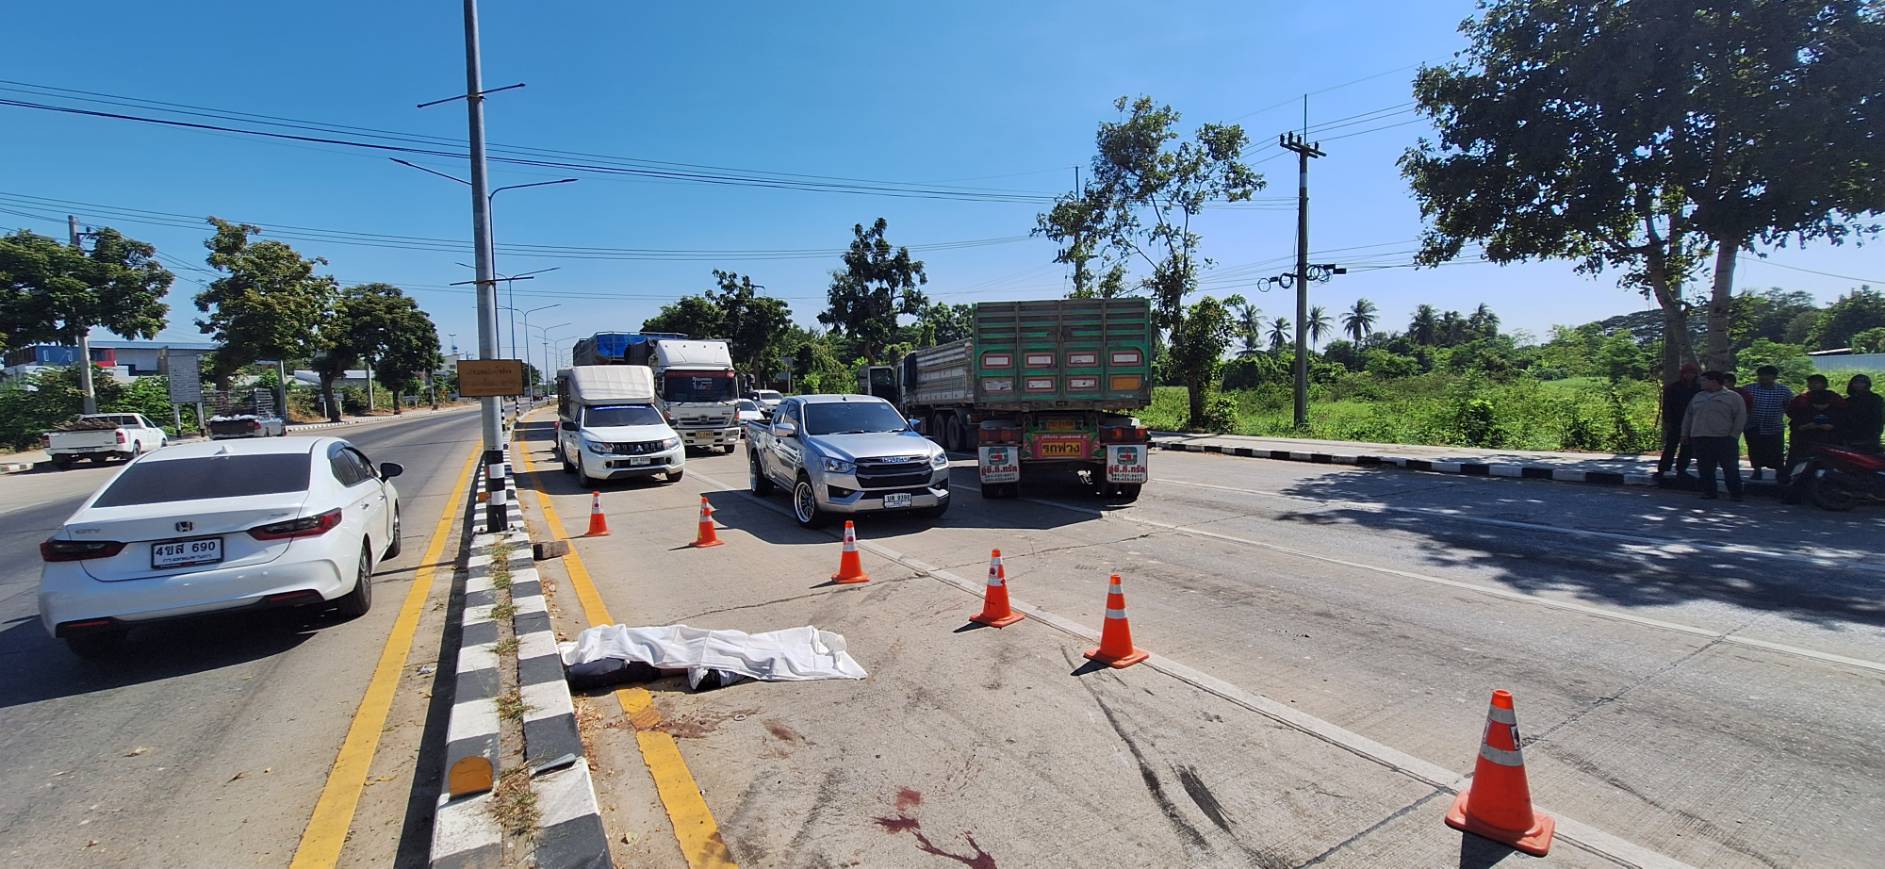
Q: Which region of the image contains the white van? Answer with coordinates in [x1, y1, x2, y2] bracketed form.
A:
[556, 365, 685, 484]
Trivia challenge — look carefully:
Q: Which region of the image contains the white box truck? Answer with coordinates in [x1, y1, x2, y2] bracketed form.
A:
[651, 340, 742, 453]
[555, 365, 686, 484]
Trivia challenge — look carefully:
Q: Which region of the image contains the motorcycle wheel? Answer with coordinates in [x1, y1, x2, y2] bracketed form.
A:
[1808, 473, 1859, 512]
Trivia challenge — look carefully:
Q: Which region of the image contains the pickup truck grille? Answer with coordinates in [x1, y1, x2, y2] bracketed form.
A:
[854, 457, 934, 490]
[600, 440, 669, 455]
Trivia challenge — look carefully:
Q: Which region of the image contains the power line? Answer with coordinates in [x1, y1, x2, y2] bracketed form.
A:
[1736, 255, 1882, 285]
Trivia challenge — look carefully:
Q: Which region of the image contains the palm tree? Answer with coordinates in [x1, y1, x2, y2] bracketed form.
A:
[1409, 304, 1439, 345]
[1307, 305, 1333, 349]
[1342, 298, 1378, 345]
[1438, 310, 1466, 346]
[1267, 316, 1292, 353]
[1235, 300, 1264, 356]
[1468, 302, 1500, 339]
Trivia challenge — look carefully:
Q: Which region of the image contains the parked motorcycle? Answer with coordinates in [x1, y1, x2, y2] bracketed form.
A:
[1786, 445, 1885, 511]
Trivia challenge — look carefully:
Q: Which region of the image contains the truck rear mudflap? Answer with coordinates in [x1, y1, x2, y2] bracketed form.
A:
[1104, 443, 1149, 484]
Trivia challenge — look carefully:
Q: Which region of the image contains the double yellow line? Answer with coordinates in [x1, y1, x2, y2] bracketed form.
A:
[292, 447, 481, 867]
[510, 419, 737, 868]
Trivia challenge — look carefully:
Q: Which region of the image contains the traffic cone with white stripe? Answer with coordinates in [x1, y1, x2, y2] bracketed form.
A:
[689, 496, 724, 548]
[970, 549, 1024, 628]
[1445, 689, 1555, 856]
[1082, 574, 1147, 668]
[584, 491, 609, 537]
[830, 520, 869, 584]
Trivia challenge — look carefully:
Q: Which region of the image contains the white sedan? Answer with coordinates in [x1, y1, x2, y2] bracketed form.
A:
[38, 437, 403, 657]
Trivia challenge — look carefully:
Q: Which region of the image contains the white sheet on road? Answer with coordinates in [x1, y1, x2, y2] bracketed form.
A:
[559, 624, 868, 683]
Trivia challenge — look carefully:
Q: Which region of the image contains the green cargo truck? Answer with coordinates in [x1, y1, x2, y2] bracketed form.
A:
[861, 298, 1154, 502]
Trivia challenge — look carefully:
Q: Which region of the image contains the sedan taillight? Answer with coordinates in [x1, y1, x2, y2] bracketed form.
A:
[41, 539, 127, 562]
[249, 508, 344, 541]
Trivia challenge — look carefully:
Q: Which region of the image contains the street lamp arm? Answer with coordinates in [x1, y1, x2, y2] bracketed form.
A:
[390, 157, 471, 187]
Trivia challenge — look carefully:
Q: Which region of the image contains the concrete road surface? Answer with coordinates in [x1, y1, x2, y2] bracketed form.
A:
[510, 416, 1884, 868]
[0, 408, 482, 867]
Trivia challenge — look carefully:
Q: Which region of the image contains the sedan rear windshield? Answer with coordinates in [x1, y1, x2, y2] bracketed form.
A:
[584, 405, 665, 427]
[93, 454, 313, 507]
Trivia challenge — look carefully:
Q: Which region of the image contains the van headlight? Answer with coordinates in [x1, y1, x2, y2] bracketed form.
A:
[930, 452, 949, 468]
[823, 457, 855, 474]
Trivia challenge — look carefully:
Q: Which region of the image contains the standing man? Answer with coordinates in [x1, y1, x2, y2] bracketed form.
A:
[1683, 370, 1748, 502]
[1787, 374, 1847, 469]
[1657, 362, 1701, 478]
[1742, 365, 1794, 483]
[1843, 374, 1882, 453]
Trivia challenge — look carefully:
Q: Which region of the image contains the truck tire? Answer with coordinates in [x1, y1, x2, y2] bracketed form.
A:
[560, 443, 575, 474]
[791, 474, 829, 529]
[52, 454, 73, 471]
[665, 468, 685, 484]
[1105, 484, 1143, 503]
[922, 492, 951, 519]
[980, 482, 1017, 499]
[945, 415, 967, 453]
[749, 451, 774, 495]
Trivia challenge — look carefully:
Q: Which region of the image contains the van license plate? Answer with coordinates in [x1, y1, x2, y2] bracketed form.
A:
[883, 493, 913, 508]
[153, 536, 223, 569]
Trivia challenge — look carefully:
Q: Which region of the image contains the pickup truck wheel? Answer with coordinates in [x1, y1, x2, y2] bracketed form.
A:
[52, 455, 73, 471]
[750, 452, 774, 495]
[922, 493, 951, 519]
[665, 468, 685, 484]
[560, 442, 575, 474]
[128, 442, 142, 460]
[791, 475, 828, 528]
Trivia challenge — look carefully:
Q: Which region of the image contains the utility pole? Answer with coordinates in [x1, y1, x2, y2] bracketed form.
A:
[1279, 99, 1324, 430]
[460, 0, 502, 452]
[67, 215, 98, 415]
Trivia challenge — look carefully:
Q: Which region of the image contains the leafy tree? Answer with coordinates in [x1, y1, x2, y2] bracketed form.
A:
[1806, 286, 1885, 350]
[1266, 316, 1291, 353]
[1306, 305, 1333, 349]
[911, 302, 974, 346]
[1735, 338, 1815, 384]
[706, 270, 793, 378]
[1321, 339, 1362, 372]
[1404, 0, 1885, 375]
[1849, 327, 1885, 354]
[1730, 288, 1820, 348]
[1341, 298, 1377, 345]
[820, 218, 927, 361]
[1164, 296, 1240, 410]
[1363, 348, 1421, 379]
[642, 295, 722, 339]
[0, 227, 173, 353]
[196, 218, 336, 411]
[1035, 96, 1262, 427]
[1408, 304, 1439, 346]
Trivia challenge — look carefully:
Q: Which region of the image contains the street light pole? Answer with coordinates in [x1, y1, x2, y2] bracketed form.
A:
[534, 321, 571, 400]
[518, 304, 559, 396]
[459, 0, 501, 452]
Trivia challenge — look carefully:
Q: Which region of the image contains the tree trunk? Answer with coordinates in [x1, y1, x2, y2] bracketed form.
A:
[1186, 376, 1206, 430]
[1643, 260, 1698, 383]
[1704, 243, 1738, 372]
[319, 375, 341, 423]
[392, 388, 403, 415]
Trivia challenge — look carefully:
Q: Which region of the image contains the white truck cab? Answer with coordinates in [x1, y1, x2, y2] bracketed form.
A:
[556, 365, 685, 484]
[653, 340, 742, 453]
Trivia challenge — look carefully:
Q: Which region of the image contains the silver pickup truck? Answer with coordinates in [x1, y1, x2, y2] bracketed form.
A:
[745, 394, 951, 527]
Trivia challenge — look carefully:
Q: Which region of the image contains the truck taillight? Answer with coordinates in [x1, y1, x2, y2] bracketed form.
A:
[1100, 425, 1148, 444]
[115, 430, 127, 444]
[979, 427, 1020, 446]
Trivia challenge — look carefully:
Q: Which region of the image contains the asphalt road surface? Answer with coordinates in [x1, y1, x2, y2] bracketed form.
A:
[0, 408, 481, 868]
[512, 419, 1884, 869]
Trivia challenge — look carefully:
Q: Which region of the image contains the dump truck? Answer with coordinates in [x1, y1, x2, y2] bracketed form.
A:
[862, 298, 1154, 502]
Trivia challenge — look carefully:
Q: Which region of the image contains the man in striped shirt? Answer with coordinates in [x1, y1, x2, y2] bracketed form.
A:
[1743, 365, 1794, 483]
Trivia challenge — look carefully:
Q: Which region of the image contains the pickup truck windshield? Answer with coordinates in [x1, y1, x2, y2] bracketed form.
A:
[584, 405, 665, 427]
[803, 401, 908, 436]
[664, 373, 735, 403]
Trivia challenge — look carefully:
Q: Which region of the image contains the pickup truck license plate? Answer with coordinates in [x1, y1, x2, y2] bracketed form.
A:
[153, 536, 222, 569]
[883, 493, 913, 508]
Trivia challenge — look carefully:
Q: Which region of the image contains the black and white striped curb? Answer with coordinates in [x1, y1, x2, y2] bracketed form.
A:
[429, 446, 611, 869]
[0, 460, 32, 474]
[1155, 439, 1673, 488]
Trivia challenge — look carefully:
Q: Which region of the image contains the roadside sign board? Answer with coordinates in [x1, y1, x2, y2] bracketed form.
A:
[161, 349, 204, 403]
[457, 359, 527, 397]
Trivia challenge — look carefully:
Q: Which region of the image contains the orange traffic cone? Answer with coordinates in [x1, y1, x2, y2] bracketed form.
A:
[689, 496, 724, 548]
[830, 520, 870, 584]
[1445, 689, 1555, 856]
[1082, 574, 1147, 668]
[970, 549, 1024, 628]
[584, 491, 610, 537]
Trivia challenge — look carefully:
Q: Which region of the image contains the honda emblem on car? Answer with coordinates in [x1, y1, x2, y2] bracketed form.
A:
[175, 520, 194, 533]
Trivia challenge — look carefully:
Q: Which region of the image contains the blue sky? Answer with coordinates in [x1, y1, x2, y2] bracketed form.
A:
[2, 1, 1879, 368]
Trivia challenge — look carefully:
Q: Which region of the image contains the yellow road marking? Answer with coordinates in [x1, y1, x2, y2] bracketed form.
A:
[511, 416, 738, 868]
[291, 446, 481, 869]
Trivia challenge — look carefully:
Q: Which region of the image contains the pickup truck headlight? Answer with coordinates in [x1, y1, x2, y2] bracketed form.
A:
[658, 437, 681, 451]
[581, 438, 606, 453]
[822, 457, 855, 475]
[930, 452, 949, 468]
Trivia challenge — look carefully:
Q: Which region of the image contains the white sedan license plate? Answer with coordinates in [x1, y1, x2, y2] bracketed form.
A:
[883, 492, 913, 508]
[152, 536, 223, 569]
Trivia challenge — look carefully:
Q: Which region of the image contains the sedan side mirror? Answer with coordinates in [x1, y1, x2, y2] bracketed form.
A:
[379, 462, 405, 479]
[772, 420, 798, 439]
